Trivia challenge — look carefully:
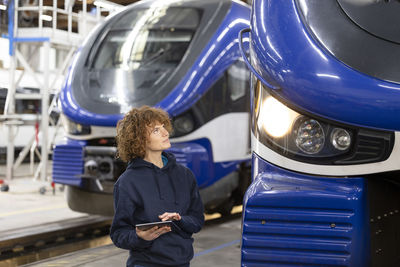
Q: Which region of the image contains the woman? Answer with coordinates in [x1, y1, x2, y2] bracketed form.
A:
[110, 105, 204, 267]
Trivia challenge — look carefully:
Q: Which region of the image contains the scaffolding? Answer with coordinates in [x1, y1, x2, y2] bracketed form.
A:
[0, 0, 121, 190]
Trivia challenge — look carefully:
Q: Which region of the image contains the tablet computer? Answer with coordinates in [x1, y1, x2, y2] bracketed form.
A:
[135, 220, 173, 231]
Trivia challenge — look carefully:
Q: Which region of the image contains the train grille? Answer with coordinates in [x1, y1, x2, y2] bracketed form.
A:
[242, 206, 354, 266]
[335, 129, 393, 164]
[52, 144, 84, 186]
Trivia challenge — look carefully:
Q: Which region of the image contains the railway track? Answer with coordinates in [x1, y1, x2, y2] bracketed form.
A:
[0, 215, 112, 266]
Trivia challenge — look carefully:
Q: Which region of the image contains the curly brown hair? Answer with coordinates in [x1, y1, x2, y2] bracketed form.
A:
[116, 106, 172, 162]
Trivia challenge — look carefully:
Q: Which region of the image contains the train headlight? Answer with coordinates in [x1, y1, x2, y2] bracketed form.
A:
[258, 96, 297, 137]
[252, 79, 394, 165]
[253, 81, 355, 161]
[171, 113, 195, 137]
[330, 128, 351, 151]
[174, 114, 194, 134]
[61, 114, 91, 135]
[294, 117, 325, 154]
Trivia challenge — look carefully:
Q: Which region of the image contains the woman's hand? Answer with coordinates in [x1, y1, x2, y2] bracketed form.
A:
[159, 212, 181, 221]
[136, 225, 171, 241]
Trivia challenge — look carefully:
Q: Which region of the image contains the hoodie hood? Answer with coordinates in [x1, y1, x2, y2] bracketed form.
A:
[127, 151, 176, 170]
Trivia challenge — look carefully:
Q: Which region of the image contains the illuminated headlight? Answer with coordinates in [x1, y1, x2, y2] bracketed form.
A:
[258, 96, 297, 138]
[61, 114, 91, 135]
[252, 79, 394, 164]
[254, 82, 353, 160]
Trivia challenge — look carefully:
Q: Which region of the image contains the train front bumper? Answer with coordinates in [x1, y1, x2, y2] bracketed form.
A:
[241, 153, 370, 266]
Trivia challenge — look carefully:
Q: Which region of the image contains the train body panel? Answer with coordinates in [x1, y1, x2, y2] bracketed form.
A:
[53, 0, 252, 216]
[241, 0, 400, 266]
[249, 0, 400, 132]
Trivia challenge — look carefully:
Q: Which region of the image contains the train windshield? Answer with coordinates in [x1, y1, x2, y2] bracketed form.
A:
[88, 7, 201, 109]
[94, 30, 192, 69]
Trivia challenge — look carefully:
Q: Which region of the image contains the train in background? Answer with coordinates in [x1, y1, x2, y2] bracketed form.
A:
[239, 0, 400, 266]
[0, 87, 62, 164]
[53, 0, 252, 216]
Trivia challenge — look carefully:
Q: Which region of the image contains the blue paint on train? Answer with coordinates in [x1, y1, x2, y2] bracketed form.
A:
[249, 0, 400, 132]
[241, 0, 400, 266]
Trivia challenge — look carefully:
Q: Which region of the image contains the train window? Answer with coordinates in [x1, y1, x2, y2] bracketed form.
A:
[192, 64, 250, 129]
[111, 7, 200, 31]
[92, 7, 201, 71]
[227, 60, 249, 101]
[110, 9, 147, 30]
[0, 88, 6, 115]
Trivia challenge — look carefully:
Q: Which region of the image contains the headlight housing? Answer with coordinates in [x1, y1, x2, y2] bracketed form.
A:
[61, 114, 91, 135]
[253, 80, 394, 165]
[170, 112, 195, 137]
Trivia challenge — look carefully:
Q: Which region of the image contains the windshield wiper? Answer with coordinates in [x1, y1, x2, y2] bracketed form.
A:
[139, 48, 166, 66]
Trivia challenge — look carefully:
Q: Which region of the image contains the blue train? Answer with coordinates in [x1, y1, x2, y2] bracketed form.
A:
[239, 0, 400, 266]
[52, 0, 252, 217]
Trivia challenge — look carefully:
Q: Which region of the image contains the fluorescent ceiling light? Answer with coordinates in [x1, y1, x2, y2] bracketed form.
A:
[0, 4, 7, 10]
[41, 15, 53, 21]
[93, 0, 122, 10]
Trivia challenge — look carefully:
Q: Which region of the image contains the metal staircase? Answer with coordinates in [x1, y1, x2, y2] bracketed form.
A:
[0, 0, 121, 190]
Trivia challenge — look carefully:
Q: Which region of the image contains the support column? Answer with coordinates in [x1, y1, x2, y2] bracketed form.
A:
[40, 41, 50, 181]
[6, 52, 16, 182]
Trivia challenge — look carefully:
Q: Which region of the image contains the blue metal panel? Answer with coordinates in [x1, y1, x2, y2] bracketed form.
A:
[7, 0, 14, 55]
[169, 138, 249, 188]
[189, 138, 249, 187]
[59, 1, 250, 126]
[52, 139, 86, 186]
[250, 0, 400, 131]
[241, 153, 370, 266]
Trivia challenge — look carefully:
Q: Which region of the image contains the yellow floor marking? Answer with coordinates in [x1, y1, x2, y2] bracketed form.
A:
[0, 204, 68, 217]
[232, 205, 243, 214]
[204, 205, 243, 221]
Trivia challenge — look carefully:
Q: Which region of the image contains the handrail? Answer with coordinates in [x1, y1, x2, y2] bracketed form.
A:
[13, 0, 107, 38]
[238, 28, 279, 90]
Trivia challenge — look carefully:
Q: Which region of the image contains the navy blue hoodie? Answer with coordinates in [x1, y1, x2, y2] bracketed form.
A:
[110, 152, 204, 267]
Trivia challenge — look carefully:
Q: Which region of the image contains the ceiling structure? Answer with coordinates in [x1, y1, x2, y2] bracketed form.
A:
[0, 0, 248, 33]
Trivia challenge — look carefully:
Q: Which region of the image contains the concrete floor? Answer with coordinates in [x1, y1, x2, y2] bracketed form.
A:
[0, 163, 85, 231]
